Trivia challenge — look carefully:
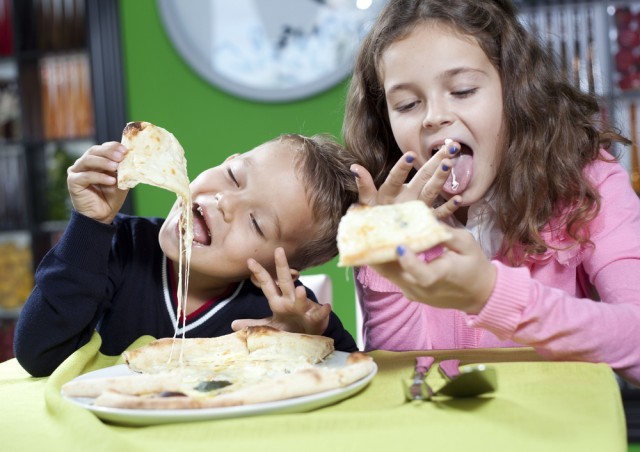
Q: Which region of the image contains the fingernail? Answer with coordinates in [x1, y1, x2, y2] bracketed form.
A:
[449, 146, 457, 154]
[406, 155, 415, 163]
[454, 199, 461, 206]
[442, 164, 449, 171]
[351, 170, 360, 178]
[396, 245, 405, 256]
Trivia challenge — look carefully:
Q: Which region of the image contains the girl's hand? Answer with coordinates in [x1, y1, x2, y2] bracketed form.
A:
[370, 227, 496, 315]
[351, 142, 461, 220]
[66, 142, 129, 224]
[231, 248, 331, 335]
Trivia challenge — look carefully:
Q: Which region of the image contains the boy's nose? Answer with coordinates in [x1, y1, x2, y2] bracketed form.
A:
[215, 191, 238, 222]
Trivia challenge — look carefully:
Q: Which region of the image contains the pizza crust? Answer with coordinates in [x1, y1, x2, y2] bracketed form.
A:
[337, 200, 452, 267]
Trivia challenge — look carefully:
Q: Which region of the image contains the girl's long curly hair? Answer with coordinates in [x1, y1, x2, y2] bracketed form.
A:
[343, 0, 630, 264]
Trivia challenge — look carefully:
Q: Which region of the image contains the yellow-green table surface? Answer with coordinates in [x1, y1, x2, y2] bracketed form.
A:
[0, 333, 626, 452]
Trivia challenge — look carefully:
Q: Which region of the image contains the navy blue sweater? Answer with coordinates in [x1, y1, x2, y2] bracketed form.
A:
[14, 211, 357, 377]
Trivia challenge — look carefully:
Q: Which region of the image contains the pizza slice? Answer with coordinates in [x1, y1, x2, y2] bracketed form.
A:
[337, 200, 451, 267]
[122, 326, 334, 374]
[117, 121, 190, 200]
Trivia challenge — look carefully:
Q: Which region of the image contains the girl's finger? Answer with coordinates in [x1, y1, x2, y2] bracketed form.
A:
[433, 195, 461, 220]
[350, 164, 378, 205]
[377, 153, 416, 203]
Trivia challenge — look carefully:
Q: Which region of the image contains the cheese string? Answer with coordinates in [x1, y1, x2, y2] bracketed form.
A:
[168, 194, 193, 369]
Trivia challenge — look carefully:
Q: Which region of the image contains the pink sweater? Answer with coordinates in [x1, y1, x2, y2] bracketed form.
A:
[355, 156, 640, 384]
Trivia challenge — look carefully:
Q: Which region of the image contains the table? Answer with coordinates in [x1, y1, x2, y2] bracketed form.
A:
[0, 333, 626, 452]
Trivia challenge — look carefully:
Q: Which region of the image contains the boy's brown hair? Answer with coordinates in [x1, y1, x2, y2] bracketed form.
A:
[273, 133, 358, 270]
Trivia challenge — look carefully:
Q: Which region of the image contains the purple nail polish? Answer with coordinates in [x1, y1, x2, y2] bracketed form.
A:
[396, 245, 405, 256]
[442, 164, 449, 171]
[449, 146, 457, 154]
[406, 155, 415, 163]
[351, 170, 360, 178]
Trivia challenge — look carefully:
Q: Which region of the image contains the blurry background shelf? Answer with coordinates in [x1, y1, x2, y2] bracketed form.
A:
[0, 0, 130, 361]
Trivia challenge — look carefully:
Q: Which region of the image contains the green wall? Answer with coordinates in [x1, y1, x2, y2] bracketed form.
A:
[118, 0, 358, 338]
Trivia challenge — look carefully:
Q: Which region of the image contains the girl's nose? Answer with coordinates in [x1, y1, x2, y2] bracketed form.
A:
[422, 100, 453, 129]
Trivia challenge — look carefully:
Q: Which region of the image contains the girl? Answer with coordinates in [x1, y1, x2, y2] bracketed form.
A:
[344, 0, 640, 385]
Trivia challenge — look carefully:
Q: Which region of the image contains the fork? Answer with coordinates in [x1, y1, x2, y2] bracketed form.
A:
[404, 356, 435, 401]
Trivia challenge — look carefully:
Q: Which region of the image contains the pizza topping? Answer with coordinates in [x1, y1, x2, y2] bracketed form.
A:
[158, 391, 187, 398]
[194, 380, 233, 392]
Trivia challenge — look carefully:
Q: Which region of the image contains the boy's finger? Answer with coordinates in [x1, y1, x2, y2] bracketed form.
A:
[231, 318, 270, 331]
[248, 258, 278, 296]
[274, 248, 295, 297]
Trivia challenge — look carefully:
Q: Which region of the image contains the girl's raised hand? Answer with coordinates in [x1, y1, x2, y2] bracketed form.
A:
[370, 227, 496, 315]
[66, 142, 129, 224]
[350, 143, 461, 220]
[231, 247, 331, 335]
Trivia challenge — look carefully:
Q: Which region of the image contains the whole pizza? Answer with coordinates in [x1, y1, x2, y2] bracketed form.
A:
[62, 326, 375, 410]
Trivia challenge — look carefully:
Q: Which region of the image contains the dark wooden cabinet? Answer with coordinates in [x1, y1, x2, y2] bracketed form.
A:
[0, 0, 129, 361]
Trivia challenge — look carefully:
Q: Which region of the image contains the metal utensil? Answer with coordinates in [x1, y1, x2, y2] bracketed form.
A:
[404, 356, 435, 401]
[437, 359, 498, 398]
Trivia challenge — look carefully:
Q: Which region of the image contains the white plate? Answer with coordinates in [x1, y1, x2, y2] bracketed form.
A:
[62, 351, 377, 426]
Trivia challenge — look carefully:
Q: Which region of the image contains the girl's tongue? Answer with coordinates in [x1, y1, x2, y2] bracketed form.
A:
[443, 149, 473, 195]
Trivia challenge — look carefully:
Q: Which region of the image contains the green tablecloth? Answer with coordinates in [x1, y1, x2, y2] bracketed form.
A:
[0, 333, 626, 452]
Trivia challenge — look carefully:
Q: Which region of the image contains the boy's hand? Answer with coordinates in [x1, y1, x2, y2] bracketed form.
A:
[231, 248, 331, 335]
[67, 142, 129, 224]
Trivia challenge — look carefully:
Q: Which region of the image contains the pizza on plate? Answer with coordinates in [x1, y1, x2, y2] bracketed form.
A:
[61, 326, 375, 410]
[337, 200, 451, 267]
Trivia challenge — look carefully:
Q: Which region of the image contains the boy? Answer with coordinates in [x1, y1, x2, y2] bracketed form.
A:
[15, 133, 359, 377]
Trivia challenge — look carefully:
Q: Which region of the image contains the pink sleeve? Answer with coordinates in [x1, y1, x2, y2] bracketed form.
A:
[355, 266, 433, 351]
[469, 159, 640, 384]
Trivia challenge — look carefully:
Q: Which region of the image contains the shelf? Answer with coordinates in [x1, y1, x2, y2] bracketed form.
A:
[0, 0, 129, 361]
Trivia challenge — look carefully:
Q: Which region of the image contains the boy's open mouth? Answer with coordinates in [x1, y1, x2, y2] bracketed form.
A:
[190, 203, 212, 246]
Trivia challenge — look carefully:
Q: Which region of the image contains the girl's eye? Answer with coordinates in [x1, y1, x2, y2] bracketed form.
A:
[227, 168, 240, 187]
[452, 88, 477, 98]
[396, 100, 419, 112]
[250, 214, 265, 238]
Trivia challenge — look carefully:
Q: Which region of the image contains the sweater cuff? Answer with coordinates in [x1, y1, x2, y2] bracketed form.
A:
[466, 261, 531, 340]
[53, 210, 117, 274]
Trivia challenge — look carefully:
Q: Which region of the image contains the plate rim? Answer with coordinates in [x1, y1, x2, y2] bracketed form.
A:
[62, 351, 377, 426]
